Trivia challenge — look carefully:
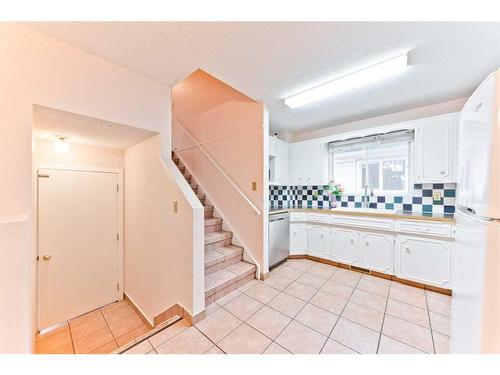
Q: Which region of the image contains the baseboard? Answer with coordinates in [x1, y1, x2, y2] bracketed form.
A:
[288, 254, 452, 296]
[124, 293, 154, 329]
[153, 303, 206, 326]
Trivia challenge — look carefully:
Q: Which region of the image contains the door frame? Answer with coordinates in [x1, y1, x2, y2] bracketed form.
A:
[35, 164, 124, 332]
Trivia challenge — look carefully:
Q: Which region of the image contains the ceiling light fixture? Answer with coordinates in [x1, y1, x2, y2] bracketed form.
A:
[284, 53, 409, 109]
[54, 135, 70, 153]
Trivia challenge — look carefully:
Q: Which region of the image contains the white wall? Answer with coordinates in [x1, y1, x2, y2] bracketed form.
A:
[293, 97, 467, 142]
[0, 23, 180, 353]
[33, 139, 124, 170]
[124, 135, 204, 323]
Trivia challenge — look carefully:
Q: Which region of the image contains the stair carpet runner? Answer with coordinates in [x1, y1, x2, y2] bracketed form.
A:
[172, 154, 256, 306]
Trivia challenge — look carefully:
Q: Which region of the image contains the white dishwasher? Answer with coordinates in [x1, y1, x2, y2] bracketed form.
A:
[268, 212, 290, 268]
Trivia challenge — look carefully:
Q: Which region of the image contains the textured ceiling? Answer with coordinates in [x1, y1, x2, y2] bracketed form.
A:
[26, 22, 500, 134]
[33, 105, 157, 149]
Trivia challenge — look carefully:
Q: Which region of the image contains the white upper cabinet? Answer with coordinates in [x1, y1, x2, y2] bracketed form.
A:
[291, 140, 328, 186]
[268, 136, 277, 157]
[275, 139, 290, 185]
[269, 136, 289, 185]
[413, 113, 458, 183]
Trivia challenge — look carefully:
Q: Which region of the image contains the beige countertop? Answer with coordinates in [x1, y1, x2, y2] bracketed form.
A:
[269, 206, 455, 223]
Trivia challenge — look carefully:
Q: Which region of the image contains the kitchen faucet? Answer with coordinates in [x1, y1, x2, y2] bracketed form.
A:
[364, 184, 373, 208]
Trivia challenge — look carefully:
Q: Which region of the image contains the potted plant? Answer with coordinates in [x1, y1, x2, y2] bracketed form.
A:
[325, 180, 344, 209]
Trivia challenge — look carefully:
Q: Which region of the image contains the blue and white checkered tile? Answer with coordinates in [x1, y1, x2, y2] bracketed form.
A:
[269, 183, 456, 214]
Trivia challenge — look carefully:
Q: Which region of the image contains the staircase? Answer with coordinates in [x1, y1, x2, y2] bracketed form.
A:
[172, 153, 257, 306]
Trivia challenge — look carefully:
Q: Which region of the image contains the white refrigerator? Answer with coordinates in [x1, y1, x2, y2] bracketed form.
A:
[450, 68, 500, 353]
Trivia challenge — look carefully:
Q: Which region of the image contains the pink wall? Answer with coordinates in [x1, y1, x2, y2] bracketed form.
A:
[124, 135, 204, 323]
[0, 24, 179, 353]
[172, 70, 266, 272]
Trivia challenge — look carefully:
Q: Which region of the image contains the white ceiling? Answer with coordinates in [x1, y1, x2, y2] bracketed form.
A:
[26, 22, 500, 134]
[33, 105, 157, 149]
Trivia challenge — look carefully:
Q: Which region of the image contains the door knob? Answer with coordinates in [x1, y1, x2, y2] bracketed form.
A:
[40, 254, 52, 261]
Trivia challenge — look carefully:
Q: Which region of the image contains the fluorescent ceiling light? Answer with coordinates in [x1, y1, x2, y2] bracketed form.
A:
[284, 53, 409, 109]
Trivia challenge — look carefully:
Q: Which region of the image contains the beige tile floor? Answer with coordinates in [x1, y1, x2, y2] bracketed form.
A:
[123, 258, 451, 354]
[36, 300, 151, 354]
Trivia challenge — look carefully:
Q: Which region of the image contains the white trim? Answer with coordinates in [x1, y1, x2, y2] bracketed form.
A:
[35, 164, 124, 330]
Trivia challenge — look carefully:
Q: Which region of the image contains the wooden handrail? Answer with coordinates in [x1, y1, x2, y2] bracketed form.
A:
[173, 117, 262, 216]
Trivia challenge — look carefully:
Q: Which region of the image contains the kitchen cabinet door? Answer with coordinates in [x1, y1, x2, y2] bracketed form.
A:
[290, 223, 307, 255]
[413, 114, 458, 183]
[269, 136, 277, 157]
[307, 225, 330, 259]
[395, 235, 452, 288]
[359, 231, 394, 273]
[276, 139, 290, 185]
[291, 141, 328, 186]
[331, 227, 360, 265]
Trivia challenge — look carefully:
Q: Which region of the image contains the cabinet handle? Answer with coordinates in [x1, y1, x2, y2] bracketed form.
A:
[405, 247, 410, 253]
[350, 239, 354, 244]
[365, 241, 369, 246]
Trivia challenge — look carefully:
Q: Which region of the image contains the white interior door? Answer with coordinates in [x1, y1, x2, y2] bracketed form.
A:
[38, 168, 119, 330]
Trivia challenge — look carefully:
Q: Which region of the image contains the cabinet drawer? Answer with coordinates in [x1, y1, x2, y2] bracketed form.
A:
[307, 213, 331, 224]
[329, 215, 394, 231]
[290, 212, 308, 222]
[397, 220, 451, 238]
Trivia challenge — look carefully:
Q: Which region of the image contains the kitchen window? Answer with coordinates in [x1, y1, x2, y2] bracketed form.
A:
[328, 129, 414, 194]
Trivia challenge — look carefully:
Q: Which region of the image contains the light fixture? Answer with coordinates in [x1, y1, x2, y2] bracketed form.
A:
[284, 53, 409, 108]
[54, 135, 70, 153]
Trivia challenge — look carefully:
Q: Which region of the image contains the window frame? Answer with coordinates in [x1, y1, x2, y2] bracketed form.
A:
[355, 156, 409, 195]
[328, 132, 414, 196]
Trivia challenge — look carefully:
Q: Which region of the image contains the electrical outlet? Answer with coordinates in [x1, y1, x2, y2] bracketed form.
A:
[433, 191, 442, 201]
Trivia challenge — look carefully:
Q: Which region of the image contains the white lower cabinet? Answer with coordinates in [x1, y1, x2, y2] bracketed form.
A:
[296, 213, 453, 290]
[307, 225, 331, 259]
[395, 235, 453, 288]
[290, 223, 307, 255]
[359, 232, 394, 273]
[330, 227, 360, 265]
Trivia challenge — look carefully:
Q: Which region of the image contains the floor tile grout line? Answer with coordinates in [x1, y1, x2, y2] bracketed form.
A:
[245, 261, 337, 354]
[375, 281, 392, 354]
[425, 290, 437, 354]
[66, 319, 76, 354]
[270, 262, 349, 354]
[98, 308, 119, 352]
[205, 260, 446, 355]
[193, 326, 226, 354]
[319, 272, 363, 354]
[150, 321, 192, 352]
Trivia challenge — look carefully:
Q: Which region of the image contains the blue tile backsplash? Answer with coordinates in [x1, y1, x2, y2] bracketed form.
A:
[269, 183, 456, 214]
